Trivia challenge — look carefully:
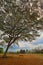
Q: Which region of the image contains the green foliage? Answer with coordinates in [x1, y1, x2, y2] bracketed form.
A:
[0, 48, 3, 53]
[0, 0, 43, 43]
[3, 37, 10, 43]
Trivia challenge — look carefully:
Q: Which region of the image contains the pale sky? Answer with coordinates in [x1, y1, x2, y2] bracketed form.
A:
[0, 30, 43, 50]
[18, 31, 43, 49]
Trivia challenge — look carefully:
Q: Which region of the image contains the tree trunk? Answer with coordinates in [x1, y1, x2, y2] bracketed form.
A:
[3, 37, 13, 58]
[3, 37, 19, 58]
[3, 44, 10, 58]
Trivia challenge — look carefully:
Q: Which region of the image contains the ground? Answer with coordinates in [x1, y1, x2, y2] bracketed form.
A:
[0, 54, 43, 65]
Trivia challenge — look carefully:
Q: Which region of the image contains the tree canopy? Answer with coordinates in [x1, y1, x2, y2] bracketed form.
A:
[0, 0, 43, 57]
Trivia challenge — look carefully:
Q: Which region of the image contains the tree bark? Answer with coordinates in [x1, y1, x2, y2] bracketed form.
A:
[3, 37, 14, 58]
[3, 37, 20, 58]
[3, 44, 10, 58]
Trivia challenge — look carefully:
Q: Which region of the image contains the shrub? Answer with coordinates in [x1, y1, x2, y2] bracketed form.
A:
[0, 48, 3, 53]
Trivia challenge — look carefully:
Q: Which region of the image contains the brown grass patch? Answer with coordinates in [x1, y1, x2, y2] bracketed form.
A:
[0, 54, 43, 65]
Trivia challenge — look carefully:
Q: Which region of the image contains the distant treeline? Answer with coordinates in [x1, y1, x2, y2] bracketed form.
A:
[8, 49, 43, 54]
[32, 49, 43, 54]
[0, 48, 43, 54]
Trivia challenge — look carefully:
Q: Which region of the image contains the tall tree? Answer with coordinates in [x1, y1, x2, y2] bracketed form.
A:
[0, 0, 43, 57]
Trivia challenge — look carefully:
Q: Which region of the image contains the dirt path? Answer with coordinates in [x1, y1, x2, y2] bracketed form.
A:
[0, 54, 43, 65]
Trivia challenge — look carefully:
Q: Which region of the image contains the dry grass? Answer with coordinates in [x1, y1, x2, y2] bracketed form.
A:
[0, 54, 43, 65]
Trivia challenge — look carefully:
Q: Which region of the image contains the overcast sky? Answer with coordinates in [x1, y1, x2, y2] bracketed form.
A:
[18, 31, 43, 50]
[0, 30, 43, 50]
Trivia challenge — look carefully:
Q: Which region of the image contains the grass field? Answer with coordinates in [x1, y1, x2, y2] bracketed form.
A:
[0, 54, 43, 65]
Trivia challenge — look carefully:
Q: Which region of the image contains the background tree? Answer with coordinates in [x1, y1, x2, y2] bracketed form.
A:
[0, 0, 43, 57]
[20, 49, 26, 54]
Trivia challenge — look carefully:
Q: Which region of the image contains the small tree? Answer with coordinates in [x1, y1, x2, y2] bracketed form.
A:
[0, 0, 43, 57]
[20, 49, 25, 54]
